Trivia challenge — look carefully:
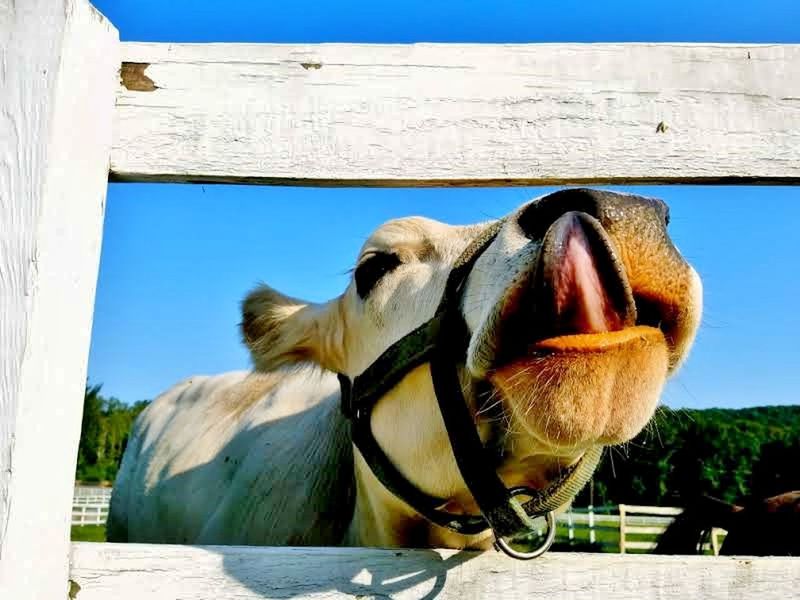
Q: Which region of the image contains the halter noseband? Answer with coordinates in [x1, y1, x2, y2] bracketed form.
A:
[338, 219, 602, 559]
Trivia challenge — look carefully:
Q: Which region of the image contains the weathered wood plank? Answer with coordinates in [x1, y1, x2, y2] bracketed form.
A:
[0, 1, 118, 598]
[71, 543, 800, 600]
[112, 43, 800, 186]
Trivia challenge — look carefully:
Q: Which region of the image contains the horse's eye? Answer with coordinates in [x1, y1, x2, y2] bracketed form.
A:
[355, 253, 401, 299]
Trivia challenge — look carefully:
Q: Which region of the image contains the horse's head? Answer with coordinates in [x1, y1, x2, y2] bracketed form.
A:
[242, 188, 702, 546]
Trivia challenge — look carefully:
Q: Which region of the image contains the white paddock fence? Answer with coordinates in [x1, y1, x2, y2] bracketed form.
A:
[74, 486, 113, 504]
[561, 505, 680, 553]
[618, 504, 683, 552]
[72, 504, 110, 527]
[2, 1, 800, 598]
[618, 504, 726, 555]
[72, 487, 113, 526]
[563, 504, 725, 555]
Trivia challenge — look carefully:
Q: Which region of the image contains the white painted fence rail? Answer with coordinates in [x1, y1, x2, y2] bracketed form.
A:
[113, 42, 800, 186]
[619, 503, 683, 553]
[72, 504, 110, 526]
[564, 505, 724, 555]
[70, 544, 800, 600]
[72, 487, 112, 526]
[74, 486, 113, 503]
[618, 504, 727, 555]
[2, 1, 800, 598]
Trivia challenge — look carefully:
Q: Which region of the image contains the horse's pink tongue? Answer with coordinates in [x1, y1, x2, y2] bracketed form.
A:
[550, 217, 625, 334]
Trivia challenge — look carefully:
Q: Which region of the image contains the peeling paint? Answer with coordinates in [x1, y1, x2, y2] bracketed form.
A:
[68, 579, 81, 599]
[120, 62, 158, 92]
[300, 62, 323, 70]
[656, 121, 669, 134]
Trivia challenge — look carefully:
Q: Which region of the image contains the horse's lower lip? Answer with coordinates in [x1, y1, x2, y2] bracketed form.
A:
[484, 327, 665, 385]
[527, 325, 665, 354]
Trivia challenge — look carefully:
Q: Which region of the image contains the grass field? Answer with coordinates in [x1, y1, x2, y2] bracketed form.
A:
[71, 525, 106, 542]
[554, 517, 622, 552]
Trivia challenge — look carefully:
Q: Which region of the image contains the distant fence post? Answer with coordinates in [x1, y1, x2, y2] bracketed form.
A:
[567, 506, 575, 542]
[619, 504, 627, 554]
[710, 527, 724, 556]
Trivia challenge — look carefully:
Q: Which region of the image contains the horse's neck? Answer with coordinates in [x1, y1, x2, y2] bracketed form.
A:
[695, 495, 742, 530]
[654, 495, 742, 554]
[217, 368, 357, 546]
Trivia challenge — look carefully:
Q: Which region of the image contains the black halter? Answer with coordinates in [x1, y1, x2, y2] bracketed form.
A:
[338, 219, 602, 559]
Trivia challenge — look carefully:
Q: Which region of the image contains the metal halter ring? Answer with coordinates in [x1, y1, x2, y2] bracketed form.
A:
[494, 510, 557, 560]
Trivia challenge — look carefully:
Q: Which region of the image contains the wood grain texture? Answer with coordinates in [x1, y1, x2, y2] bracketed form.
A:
[71, 543, 800, 600]
[113, 43, 800, 186]
[0, 1, 118, 598]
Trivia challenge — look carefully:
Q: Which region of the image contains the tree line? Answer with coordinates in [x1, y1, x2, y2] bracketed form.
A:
[77, 385, 798, 506]
[577, 405, 800, 506]
[75, 385, 149, 483]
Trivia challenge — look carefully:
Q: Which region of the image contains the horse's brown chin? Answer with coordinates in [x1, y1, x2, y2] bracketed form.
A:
[489, 325, 668, 450]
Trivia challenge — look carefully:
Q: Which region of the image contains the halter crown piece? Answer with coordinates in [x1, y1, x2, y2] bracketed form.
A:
[338, 219, 603, 559]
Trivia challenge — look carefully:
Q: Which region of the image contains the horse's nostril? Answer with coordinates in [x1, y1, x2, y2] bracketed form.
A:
[516, 189, 603, 241]
[517, 188, 671, 241]
[634, 294, 666, 331]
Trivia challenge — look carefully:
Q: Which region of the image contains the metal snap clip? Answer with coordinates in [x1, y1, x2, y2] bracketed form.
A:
[494, 510, 556, 560]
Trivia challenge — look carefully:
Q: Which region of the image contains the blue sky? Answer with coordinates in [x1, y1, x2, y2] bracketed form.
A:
[88, 1, 799, 409]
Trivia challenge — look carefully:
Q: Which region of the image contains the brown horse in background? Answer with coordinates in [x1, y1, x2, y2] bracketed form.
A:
[655, 491, 800, 556]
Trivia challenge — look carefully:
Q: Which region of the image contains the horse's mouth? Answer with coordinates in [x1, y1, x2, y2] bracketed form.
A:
[485, 210, 673, 366]
[471, 211, 673, 448]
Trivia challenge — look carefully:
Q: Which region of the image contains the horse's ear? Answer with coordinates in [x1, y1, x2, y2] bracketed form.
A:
[241, 284, 345, 373]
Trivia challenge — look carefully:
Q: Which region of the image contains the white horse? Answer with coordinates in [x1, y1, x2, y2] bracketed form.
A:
[108, 189, 701, 550]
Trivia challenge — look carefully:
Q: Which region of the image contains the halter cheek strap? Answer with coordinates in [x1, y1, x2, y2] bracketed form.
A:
[338, 219, 603, 556]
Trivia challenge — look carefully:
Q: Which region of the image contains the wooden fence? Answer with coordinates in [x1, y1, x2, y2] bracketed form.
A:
[72, 487, 111, 526]
[72, 504, 110, 527]
[74, 486, 114, 503]
[561, 505, 685, 553]
[617, 504, 725, 555]
[2, 1, 800, 598]
[618, 504, 682, 552]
